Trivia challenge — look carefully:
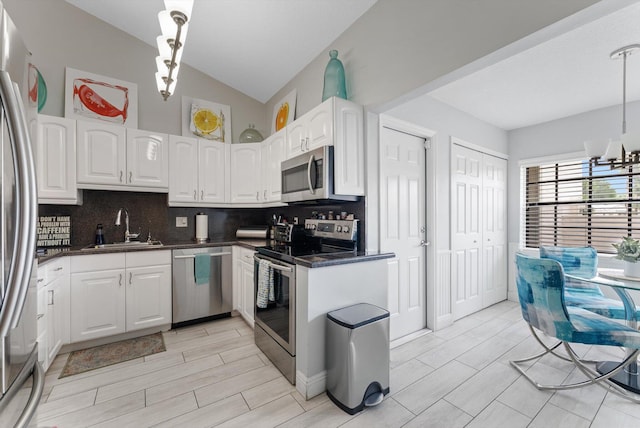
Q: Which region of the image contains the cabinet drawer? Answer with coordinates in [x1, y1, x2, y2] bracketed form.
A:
[126, 250, 171, 267]
[71, 253, 125, 273]
[46, 257, 69, 282]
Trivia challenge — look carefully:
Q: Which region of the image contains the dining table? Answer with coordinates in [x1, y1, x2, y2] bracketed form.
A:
[567, 268, 640, 393]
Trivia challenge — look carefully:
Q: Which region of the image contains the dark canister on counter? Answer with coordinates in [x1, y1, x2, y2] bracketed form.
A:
[95, 223, 105, 246]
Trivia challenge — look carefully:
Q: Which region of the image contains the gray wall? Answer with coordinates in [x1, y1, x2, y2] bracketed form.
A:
[3, 0, 268, 140]
[265, 0, 601, 119]
[386, 95, 508, 251]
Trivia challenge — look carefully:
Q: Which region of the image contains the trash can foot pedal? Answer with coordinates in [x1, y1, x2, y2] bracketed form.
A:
[364, 391, 383, 407]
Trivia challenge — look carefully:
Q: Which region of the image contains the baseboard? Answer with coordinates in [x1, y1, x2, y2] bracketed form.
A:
[296, 369, 327, 400]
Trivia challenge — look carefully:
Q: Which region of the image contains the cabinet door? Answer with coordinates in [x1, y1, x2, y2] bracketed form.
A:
[37, 115, 78, 203]
[126, 129, 169, 189]
[333, 99, 364, 195]
[261, 129, 286, 202]
[46, 276, 66, 365]
[285, 119, 306, 158]
[199, 140, 228, 204]
[230, 144, 261, 203]
[70, 268, 126, 342]
[76, 121, 126, 186]
[125, 264, 171, 331]
[240, 260, 255, 326]
[168, 135, 199, 204]
[306, 101, 333, 150]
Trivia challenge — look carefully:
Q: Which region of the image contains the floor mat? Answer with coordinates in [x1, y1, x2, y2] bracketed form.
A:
[59, 332, 166, 378]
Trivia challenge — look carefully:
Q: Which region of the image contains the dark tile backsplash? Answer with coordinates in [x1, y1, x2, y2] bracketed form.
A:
[38, 190, 365, 249]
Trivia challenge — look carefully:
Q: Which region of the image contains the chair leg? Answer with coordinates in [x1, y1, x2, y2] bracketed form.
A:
[511, 340, 640, 400]
[563, 342, 640, 403]
[513, 325, 598, 366]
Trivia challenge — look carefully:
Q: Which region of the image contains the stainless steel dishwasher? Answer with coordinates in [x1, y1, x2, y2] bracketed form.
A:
[172, 246, 232, 326]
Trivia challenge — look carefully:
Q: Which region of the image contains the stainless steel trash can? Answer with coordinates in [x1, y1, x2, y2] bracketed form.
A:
[326, 303, 390, 414]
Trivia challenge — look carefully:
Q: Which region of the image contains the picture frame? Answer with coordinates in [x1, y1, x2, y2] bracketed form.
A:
[64, 67, 138, 127]
[271, 89, 297, 135]
[182, 96, 232, 142]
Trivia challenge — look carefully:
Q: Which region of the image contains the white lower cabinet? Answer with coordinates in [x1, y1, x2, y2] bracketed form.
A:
[37, 257, 70, 372]
[70, 250, 171, 343]
[233, 246, 255, 326]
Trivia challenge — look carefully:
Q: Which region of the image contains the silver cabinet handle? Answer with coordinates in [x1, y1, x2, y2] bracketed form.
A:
[300, 139, 304, 152]
[193, 190, 197, 200]
[120, 170, 123, 182]
[129, 272, 132, 285]
[264, 190, 267, 200]
[37, 278, 44, 283]
[48, 290, 54, 305]
[305, 137, 309, 151]
[37, 313, 45, 320]
[201, 190, 204, 200]
[54, 267, 63, 271]
[420, 240, 431, 247]
[119, 273, 123, 286]
[129, 171, 133, 183]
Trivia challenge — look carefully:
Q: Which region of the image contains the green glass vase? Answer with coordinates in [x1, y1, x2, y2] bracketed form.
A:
[322, 50, 347, 102]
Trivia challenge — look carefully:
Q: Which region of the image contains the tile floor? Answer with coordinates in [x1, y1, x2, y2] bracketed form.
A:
[30, 301, 640, 427]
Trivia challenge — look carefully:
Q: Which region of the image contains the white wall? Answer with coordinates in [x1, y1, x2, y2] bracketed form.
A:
[507, 100, 640, 245]
[3, 0, 267, 140]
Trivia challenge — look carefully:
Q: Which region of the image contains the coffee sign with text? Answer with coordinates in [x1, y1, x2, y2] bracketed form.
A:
[37, 215, 71, 247]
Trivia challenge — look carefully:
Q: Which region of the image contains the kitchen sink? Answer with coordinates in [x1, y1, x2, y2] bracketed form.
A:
[82, 240, 163, 251]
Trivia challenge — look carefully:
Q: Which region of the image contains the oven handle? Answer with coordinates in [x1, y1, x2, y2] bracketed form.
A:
[254, 255, 293, 272]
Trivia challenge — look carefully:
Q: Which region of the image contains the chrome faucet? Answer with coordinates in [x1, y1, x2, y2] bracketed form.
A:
[115, 208, 139, 242]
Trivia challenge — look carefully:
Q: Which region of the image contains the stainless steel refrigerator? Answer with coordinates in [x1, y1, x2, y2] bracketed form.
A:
[0, 2, 43, 427]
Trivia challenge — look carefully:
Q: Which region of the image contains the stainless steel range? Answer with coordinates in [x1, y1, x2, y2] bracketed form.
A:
[254, 219, 358, 384]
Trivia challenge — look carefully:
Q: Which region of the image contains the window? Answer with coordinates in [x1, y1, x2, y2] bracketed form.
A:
[523, 159, 640, 253]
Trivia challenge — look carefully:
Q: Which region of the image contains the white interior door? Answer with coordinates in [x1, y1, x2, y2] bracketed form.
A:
[481, 153, 507, 307]
[379, 126, 427, 340]
[451, 144, 483, 319]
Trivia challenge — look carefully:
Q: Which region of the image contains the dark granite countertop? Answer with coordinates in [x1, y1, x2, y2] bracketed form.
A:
[292, 250, 394, 268]
[37, 239, 393, 268]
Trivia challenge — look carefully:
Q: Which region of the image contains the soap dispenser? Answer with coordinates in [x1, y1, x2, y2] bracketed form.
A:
[95, 223, 105, 247]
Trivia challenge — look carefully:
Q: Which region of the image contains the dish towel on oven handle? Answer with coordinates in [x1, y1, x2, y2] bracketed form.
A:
[256, 259, 275, 308]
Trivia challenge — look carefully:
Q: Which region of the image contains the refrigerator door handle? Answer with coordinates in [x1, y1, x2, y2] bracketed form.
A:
[0, 72, 38, 336]
[14, 360, 44, 427]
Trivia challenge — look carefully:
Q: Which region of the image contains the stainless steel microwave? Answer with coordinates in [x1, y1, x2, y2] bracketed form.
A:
[281, 146, 358, 203]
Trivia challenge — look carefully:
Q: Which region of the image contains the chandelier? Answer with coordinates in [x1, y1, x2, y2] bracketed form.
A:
[584, 44, 640, 169]
[155, 0, 193, 101]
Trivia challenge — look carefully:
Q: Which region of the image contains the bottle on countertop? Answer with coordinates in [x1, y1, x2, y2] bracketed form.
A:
[95, 223, 105, 247]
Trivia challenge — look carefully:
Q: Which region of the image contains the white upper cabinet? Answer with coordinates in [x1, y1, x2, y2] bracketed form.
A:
[126, 129, 169, 189]
[260, 128, 286, 203]
[230, 143, 262, 204]
[168, 135, 229, 206]
[76, 121, 126, 187]
[199, 139, 228, 204]
[37, 115, 81, 204]
[285, 100, 332, 158]
[77, 121, 168, 192]
[285, 97, 364, 196]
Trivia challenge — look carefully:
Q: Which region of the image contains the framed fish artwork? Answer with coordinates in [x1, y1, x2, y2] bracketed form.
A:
[64, 67, 138, 127]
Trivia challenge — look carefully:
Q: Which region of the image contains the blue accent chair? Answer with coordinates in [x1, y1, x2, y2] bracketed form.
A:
[540, 246, 636, 320]
[512, 253, 640, 401]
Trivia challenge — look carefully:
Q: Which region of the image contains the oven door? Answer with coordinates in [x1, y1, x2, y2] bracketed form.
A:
[253, 254, 296, 355]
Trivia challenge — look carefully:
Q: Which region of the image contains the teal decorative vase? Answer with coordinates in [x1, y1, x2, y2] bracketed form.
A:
[322, 50, 347, 102]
